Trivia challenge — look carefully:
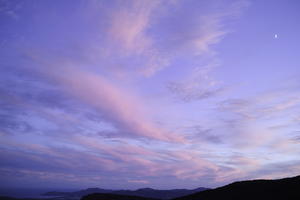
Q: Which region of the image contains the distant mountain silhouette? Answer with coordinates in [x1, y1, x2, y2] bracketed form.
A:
[0, 197, 57, 200]
[114, 188, 207, 199]
[81, 193, 158, 200]
[174, 175, 300, 200]
[0, 197, 24, 200]
[44, 188, 114, 197]
[43, 187, 208, 199]
[3, 175, 300, 200]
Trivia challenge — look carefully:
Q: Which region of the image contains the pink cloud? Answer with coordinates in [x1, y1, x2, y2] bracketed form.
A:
[49, 66, 185, 143]
[128, 179, 149, 184]
[108, 0, 158, 54]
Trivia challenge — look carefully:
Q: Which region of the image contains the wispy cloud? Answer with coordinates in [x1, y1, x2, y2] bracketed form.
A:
[164, 1, 249, 102]
[167, 63, 225, 102]
[107, 0, 159, 54]
[0, 0, 23, 20]
[4, 0, 300, 189]
[47, 65, 185, 143]
[127, 179, 149, 184]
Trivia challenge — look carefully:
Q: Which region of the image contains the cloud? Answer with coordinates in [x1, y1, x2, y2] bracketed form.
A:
[180, 125, 223, 144]
[241, 160, 300, 181]
[218, 98, 254, 119]
[4, 0, 288, 189]
[212, 83, 300, 151]
[44, 65, 185, 143]
[167, 63, 225, 102]
[107, 0, 159, 54]
[0, 167, 103, 188]
[127, 179, 149, 184]
[99, 0, 249, 78]
[163, 0, 249, 102]
[0, 137, 227, 187]
[290, 132, 300, 143]
[1, 0, 246, 139]
[0, 0, 22, 20]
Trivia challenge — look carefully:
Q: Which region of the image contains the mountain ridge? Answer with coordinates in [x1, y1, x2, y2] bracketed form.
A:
[173, 175, 300, 200]
[43, 187, 209, 199]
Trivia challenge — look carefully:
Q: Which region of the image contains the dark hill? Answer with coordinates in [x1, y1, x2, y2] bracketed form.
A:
[174, 175, 300, 200]
[44, 187, 208, 199]
[114, 188, 207, 199]
[0, 197, 57, 200]
[81, 193, 158, 200]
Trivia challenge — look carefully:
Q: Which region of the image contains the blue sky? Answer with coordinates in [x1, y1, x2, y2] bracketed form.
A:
[0, 0, 300, 190]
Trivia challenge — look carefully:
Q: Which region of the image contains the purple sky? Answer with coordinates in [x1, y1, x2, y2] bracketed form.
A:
[1, 0, 300, 190]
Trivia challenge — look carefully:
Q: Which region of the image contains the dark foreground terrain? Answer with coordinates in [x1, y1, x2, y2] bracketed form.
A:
[80, 175, 300, 200]
[81, 193, 158, 200]
[0, 197, 58, 200]
[1, 175, 300, 200]
[174, 175, 300, 200]
[43, 187, 208, 199]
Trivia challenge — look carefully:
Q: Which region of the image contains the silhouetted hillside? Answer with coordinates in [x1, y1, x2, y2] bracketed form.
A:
[44, 187, 208, 199]
[174, 175, 300, 200]
[0, 197, 22, 200]
[81, 193, 158, 200]
[44, 188, 114, 197]
[114, 188, 207, 199]
[0, 197, 57, 200]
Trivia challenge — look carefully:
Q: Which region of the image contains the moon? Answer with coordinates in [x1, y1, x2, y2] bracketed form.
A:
[274, 34, 278, 39]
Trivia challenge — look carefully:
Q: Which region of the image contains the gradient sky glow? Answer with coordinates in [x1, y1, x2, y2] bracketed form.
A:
[1, 0, 300, 190]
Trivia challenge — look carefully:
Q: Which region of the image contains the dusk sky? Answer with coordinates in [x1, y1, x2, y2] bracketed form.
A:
[1, 0, 300, 190]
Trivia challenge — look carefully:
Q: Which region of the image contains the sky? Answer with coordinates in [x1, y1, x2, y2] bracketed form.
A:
[0, 0, 300, 190]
